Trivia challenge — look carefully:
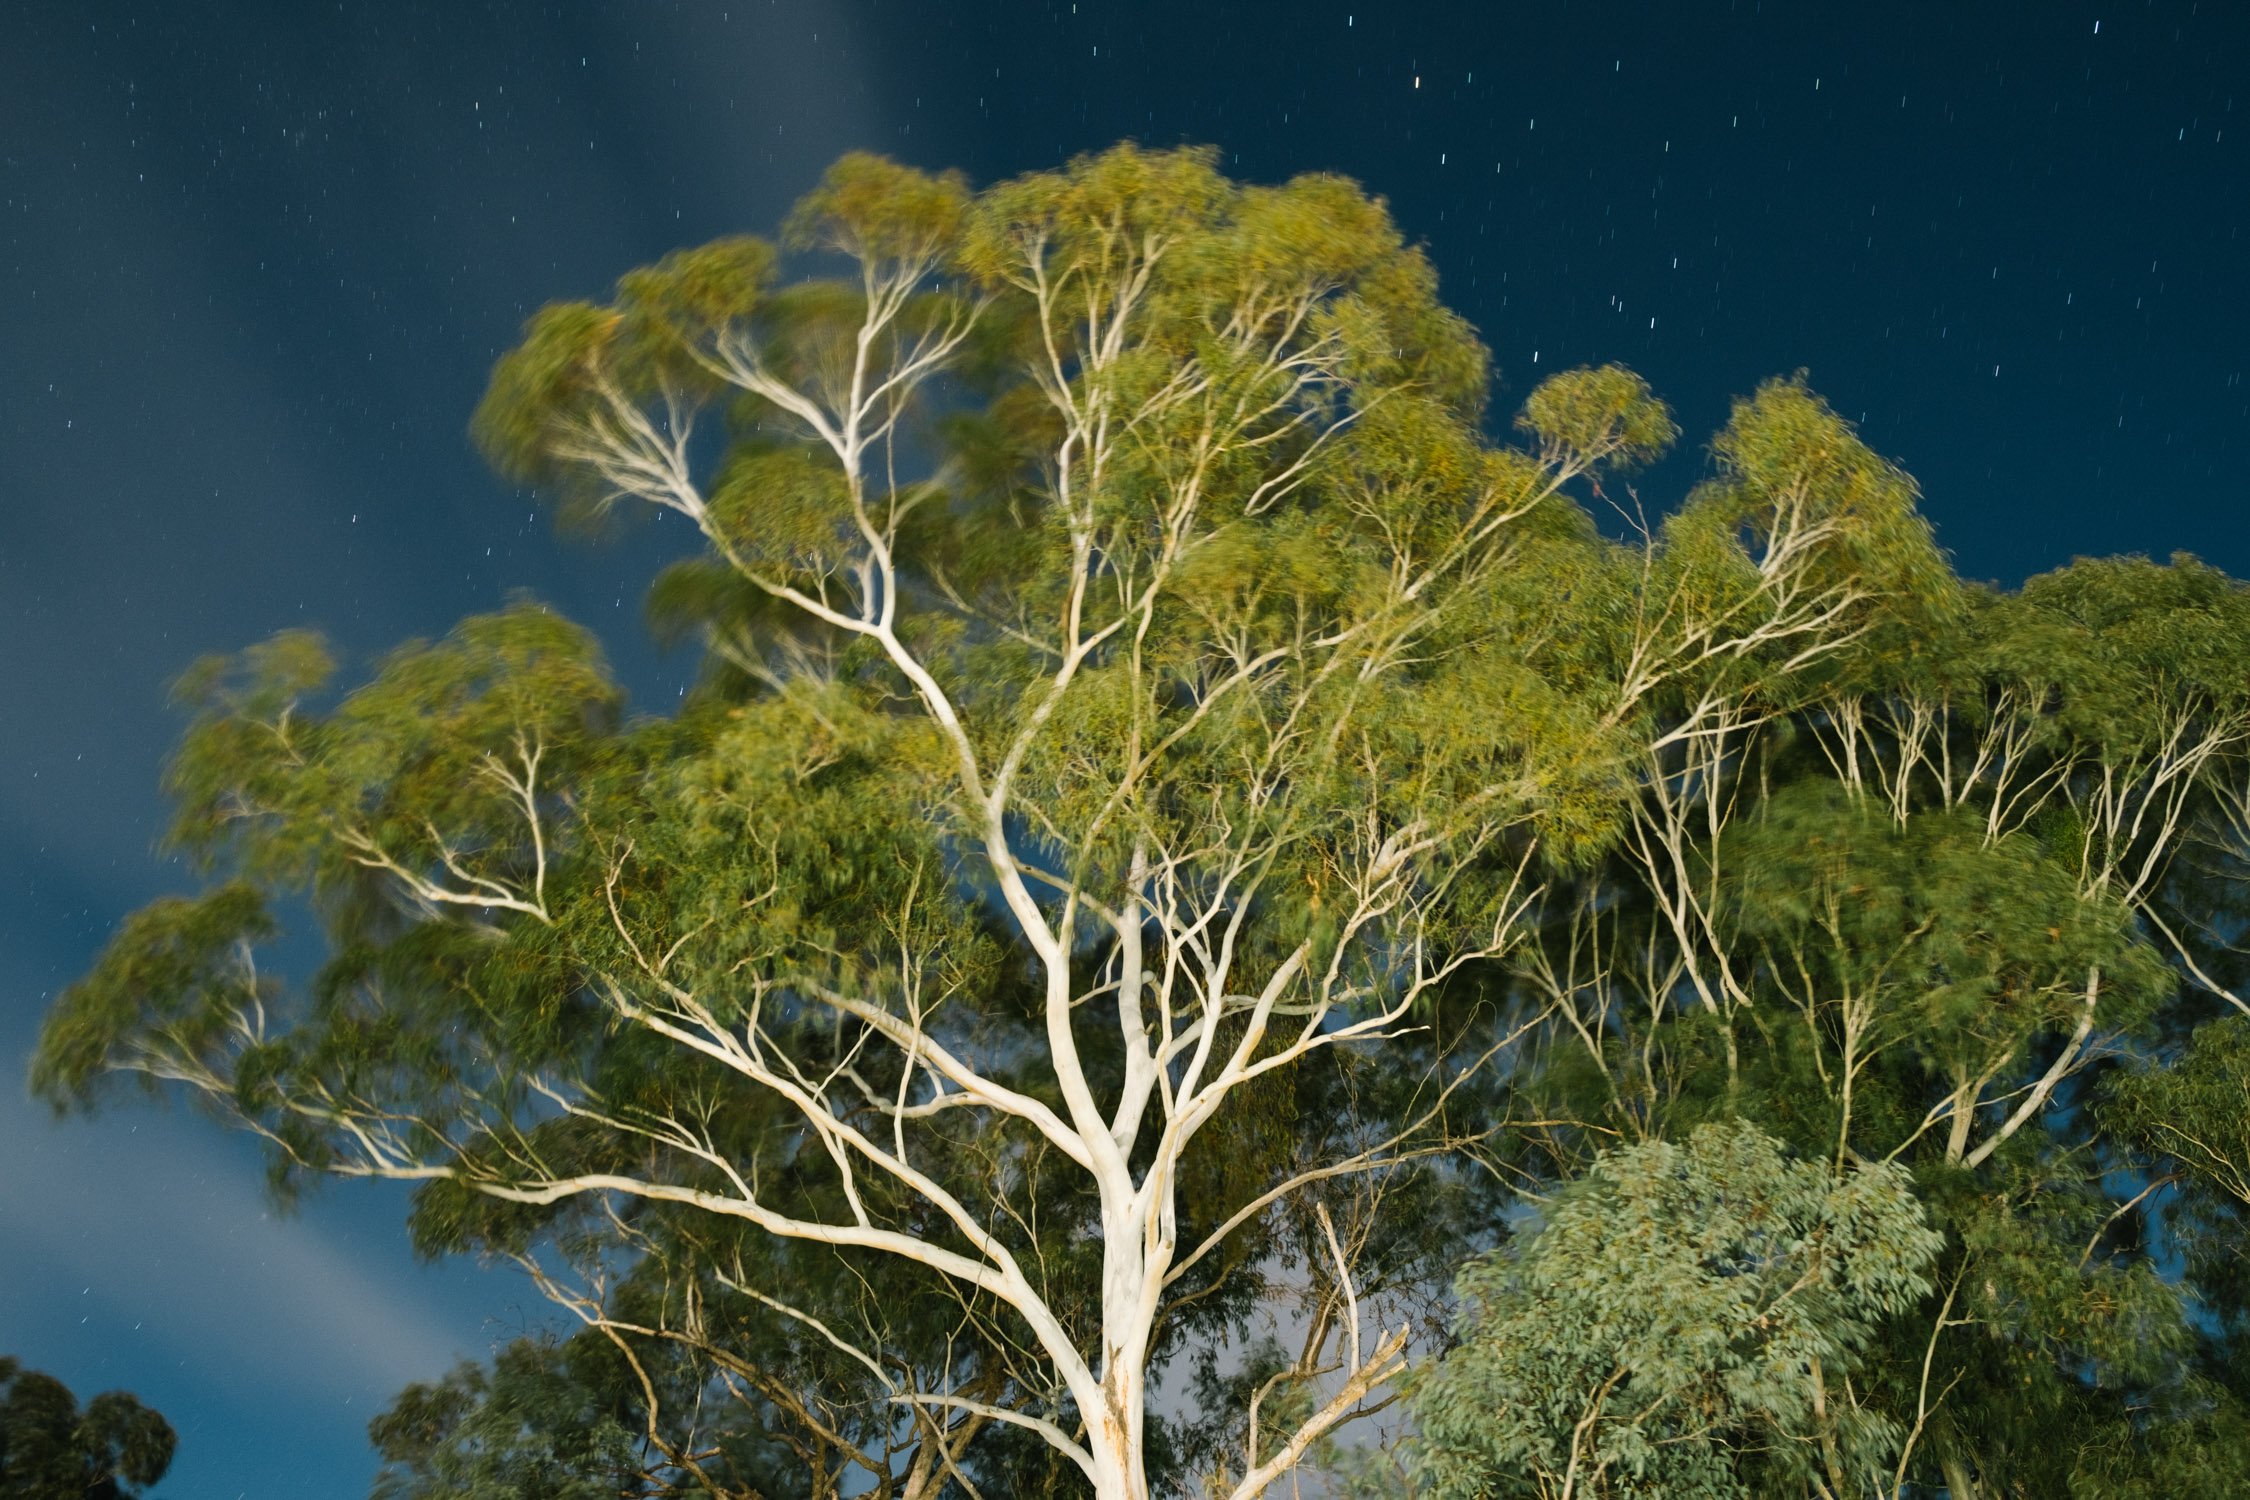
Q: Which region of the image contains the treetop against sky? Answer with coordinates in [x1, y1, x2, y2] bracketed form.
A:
[7, 6, 2246, 1496]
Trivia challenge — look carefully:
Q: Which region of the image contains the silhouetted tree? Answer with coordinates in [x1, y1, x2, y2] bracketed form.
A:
[0, 1358, 175, 1500]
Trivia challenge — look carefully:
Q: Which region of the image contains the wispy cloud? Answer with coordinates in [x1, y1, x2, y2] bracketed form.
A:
[0, 1098, 484, 1403]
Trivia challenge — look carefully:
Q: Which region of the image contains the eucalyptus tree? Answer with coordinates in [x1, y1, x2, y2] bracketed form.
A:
[37, 145, 1953, 1499]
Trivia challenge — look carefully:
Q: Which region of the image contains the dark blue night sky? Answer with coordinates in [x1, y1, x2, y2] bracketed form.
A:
[4, 2, 2245, 1494]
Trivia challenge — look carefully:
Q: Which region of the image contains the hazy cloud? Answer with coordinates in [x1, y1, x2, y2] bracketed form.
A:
[0, 1102, 481, 1403]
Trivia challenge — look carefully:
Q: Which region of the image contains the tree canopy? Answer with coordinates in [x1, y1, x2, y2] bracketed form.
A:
[1412, 1123, 1942, 1500]
[34, 143, 2250, 1499]
[0, 1359, 176, 1500]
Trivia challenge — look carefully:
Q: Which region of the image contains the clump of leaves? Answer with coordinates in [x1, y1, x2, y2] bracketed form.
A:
[1409, 1121, 1942, 1500]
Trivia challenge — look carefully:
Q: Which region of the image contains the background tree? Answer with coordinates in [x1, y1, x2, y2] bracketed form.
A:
[370, 1336, 661, 1500]
[1437, 536, 2250, 1495]
[0, 1359, 176, 1500]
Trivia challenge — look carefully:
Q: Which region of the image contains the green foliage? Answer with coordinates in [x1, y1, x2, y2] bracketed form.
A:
[1995, 551, 2250, 747]
[1409, 1124, 1940, 1500]
[1724, 788, 2171, 1098]
[30, 882, 277, 1114]
[2105, 1014, 2250, 1213]
[616, 237, 780, 364]
[370, 1337, 655, 1500]
[1515, 362, 1678, 471]
[473, 300, 629, 489]
[783, 150, 972, 263]
[0, 1359, 176, 1500]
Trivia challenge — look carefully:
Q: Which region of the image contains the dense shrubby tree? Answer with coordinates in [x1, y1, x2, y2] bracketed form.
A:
[1411, 1123, 1942, 1500]
[34, 142, 2250, 1498]
[0, 1359, 175, 1500]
